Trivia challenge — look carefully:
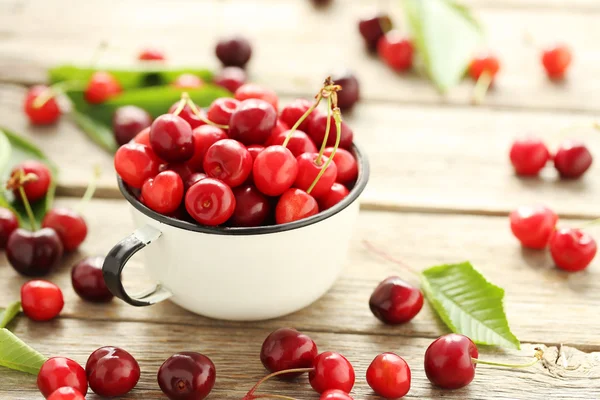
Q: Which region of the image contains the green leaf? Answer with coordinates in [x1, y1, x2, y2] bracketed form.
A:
[70, 110, 118, 154]
[0, 129, 58, 227]
[402, 0, 483, 92]
[0, 328, 47, 375]
[0, 302, 21, 329]
[421, 262, 521, 349]
[49, 65, 214, 89]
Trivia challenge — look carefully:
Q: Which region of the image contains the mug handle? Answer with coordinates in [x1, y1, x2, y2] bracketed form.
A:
[103, 224, 172, 306]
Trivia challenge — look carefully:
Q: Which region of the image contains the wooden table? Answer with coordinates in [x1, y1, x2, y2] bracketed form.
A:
[1, 0, 599, 398]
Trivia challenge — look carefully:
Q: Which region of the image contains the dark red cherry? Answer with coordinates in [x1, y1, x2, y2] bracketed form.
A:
[323, 148, 358, 184]
[216, 36, 252, 68]
[269, 130, 317, 157]
[141, 171, 184, 214]
[41, 207, 87, 252]
[169, 102, 207, 129]
[553, 140, 593, 179]
[185, 172, 207, 190]
[21, 280, 64, 321]
[0, 207, 19, 249]
[358, 13, 393, 51]
[370, 276, 424, 324]
[309, 352, 355, 394]
[230, 185, 271, 227]
[7, 228, 63, 276]
[86, 346, 140, 397]
[366, 353, 411, 398]
[24, 85, 61, 125]
[330, 71, 359, 111]
[71, 256, 113, 302]
[275, 188, 319, 224]
[185, 178, 236, 226]
[279, 99, 314, 132]
[308, 112, 354, 149]
[37, 357, 88, 398]
[228, 99, 277, 145]
[162, 163, 193, 185]
[294, 153, 337, 198]
[424, 334, 478, 389]
[260, 328, 318, 377]
[235, 83, 279, 111]
[253, 146, 298, 196]
[114, 143, 161, 188]
[157, 352, 216, 400]
[207, 97, 240, 126]
[203, 139, 252, 187]
[113, 105, 152, 146]
[319, 183, 349, 210]
[213, 66, 247, 93]
[11, 160, 52, 203]
[150, 114, 195, 162]
[172, 73, 204, 89]
[186, 125, 228, 172]
[84, 71, 122, 104]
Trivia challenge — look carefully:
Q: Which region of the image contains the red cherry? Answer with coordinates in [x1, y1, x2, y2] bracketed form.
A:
[84, 71, 122, 104]
[163, 163, 193, 185]
[141, 171, 184, 214]
[275, 188, 319, 224]
[47, 387, 85, 400]
[11, 160, 52, 202]
[320, 389, 354, 400]
[168, 102, 207, 129]
[319, 183, 349, 210]
[213, 66, 247, 93]
[231, 185, 271, 227]
[308, 112, 354, 149]
[509, 137, 551, 176]
[24, 85, 61, 125]
[150, 114, 195, 162]
[424, 334, 478, 389]
[173, 73, 204, 89]
[331, 71, 360, 111]
[509, 205, 558, 249]
[253, 146, 298, 196]
[21, 280, 64, 321]
[377, 31, 414, 72]
[235, 83, 279, 111]
[247, 144, 265, 161]
[185, 172, 208, 191]
[279, 99, 314, 132]
[549, 228, 597, 272]
[207, 98, 241, 126]
[41, 207, 87, 252]
[86, 346, 140, 397]
[260, 328, 318, 376]
[369, 276, 424, 324]
[114, 143, 160, 188]
[133, 127, 151, 146]
[323, 148, 357, 184]
[553, 140, 592, 179]
[271, 119, 290, 138]
[294, 153, 337, 198]
[71, 256, 113, 302]
[38, 357, 88, 398]
[216, 36, 252, 68]
[7, 228, 63, 276]
[542, 44, 572, 80]
[0, 207, 19, 249]
[113, 105, 152, 146]
[358, 13, 393, 51]
[229, 99, 277, 145]
[469, 54, 501, 81]
[186, 125, 228, 171]
[366, 353, 411, 398]
[138, 48, 166, 61]
[309, 352, 355, 394]
[203, 139, 252, 187]
[185, 178, 235, 226]
[269, 130, 317, 157]
[158, 352, 216, 400]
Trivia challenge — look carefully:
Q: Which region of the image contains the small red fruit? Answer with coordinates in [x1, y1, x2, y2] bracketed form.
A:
[260, 328, 318, 376]
[269, 130, 317, 157]
[323, 148, 358, 184]
[275, 188, 319, 224]
[331, 71, 360, 111]
[134, 127, 151, 146]
[186, 125, 228, 171]
[173, 73, 204, 89]
[185, 178, 236, 226]
[229, 99, 277, 145]
[207, 97, 240, 126]
[542, 44, 572, 80]
[11, 160, 52, 202]
[24, 85, 61, 125]
[366, 353, 411, 399]
[86, 346, 140, 397]
[42, 207, 87, 252]
[309, 352, 355, 394]
[308, 112, 354, 149]
[509, 205, 558, 249]
[294, 153, 337, 198]
[71, 256, 113, 302]
[138, 48, 166, 61]
[37, 357, 88, 398]
[320, 389, 354, 400]
[549, 228, 597, 272]
[113, 105, 152, 146]
[369, 276, 424, 324]
[216, 36, 252, 68]
[358, 14, 393, 51]
[0, 207, 19, 249]
[213, 66, 247, 93]
[509, 137, 551, 176]
[141, 171, 184, 214]
[169, 102, 206, 129]
[469, 54, 501, 81]
[203, 139, 252, 187]
[235, 83, 279, 111]
[158, 352, 216, 400]
[21, 280, 64, 321]
[424, 334, 478, 389]
[114, 143, 160, 188]
[553, 140, 592, 179]
[47, 387, 85, 400]
[84, 71, 122, 104]
[279, 99, 314, 132]
[253, 146, 298, 196]
[377, 31, 414, 72]
[150, 114, 195, 162]
[231, 185, 271, 227]
[319, 183, 349, 210]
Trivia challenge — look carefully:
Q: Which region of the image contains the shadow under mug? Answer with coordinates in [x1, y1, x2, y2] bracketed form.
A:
[103, 144, 370, 321]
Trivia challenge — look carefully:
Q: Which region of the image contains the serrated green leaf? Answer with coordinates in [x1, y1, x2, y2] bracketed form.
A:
[0, 302, 21, 329]
[421, 262, 520, 349]
[70, 110, 118, 154]
[0, 129, 58, 228]
[0, 328, 47, 375]
[402, 0, 483, 92]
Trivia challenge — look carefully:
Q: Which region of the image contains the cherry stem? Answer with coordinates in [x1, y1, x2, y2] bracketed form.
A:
[314, 96, 332, 166]
[282, 93, 323, 149]
[172, 93, 189, 116]
[9, 170, 39, 231]
[472, 70, 493, 105]
[185, 96, 229, 129]
[32, 81, 82, 110]
[307, 107, 341, 195]
[472, 348, 544, 369]
[75, 165, 101, 214]
[576, 217, 600, 230]
[245, 367, 313, 397]
[362, 239, 421, 278]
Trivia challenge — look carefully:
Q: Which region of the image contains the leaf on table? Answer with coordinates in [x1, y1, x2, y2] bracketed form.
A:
[0, 328, 47, 375]
[402, 0, 483, 92]
[70, 110, 118, 154]
[421, 262, 521, 349]
[0, 128, 58, 227]
[0, 301, 21, 329]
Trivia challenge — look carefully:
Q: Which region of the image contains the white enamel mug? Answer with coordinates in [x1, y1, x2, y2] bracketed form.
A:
[103, 145, 369, 321]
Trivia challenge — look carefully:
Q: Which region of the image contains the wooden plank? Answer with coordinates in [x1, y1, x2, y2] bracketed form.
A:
[1, 318, 598, 399]
[0, 198, 598, 348]
[0, 0, 598, 112]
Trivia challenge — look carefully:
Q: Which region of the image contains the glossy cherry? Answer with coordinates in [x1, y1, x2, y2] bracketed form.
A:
[542, 44, 572, 80]
[7, 228, 63, 276]
[269, 129, 317, 157]
[157, 352, 216, 400]
[424, 333, 478, 389]
[37, 357, 88, 398]
[186, 125, 228, 171]
[323, 147, 358, 184]
[141, 171, 184, 214]
[369, 276, 424, 324]
[185, 178, 235, 226]
[549, 228, 597, 272]
[150, 114, 195, 162]
[138, 48, 166, 61]
[21, 280, 64, 321]
[203, 139, 252, 187]
[0, 207, 19, 249]
[186, 172, 208, 190]
[173, 73, 204, 89]
[553, 140, 592, 179]
[47, 387, 85, 400]
[207, 97, 240, 126]
[24, 85, 61, 125]
[235, 83, 279, 111]
[271, 119, 290, 137]
[358, 13, 393, 51]
[86, 346, 140, 397]
[331, 71, 360, 111]
[279, 99, 314, 132]
[309, 352, 355, 394]
[509, 205, 558, 249]
[134, 127, 151, 146]
[114, 142, 161, 188]
[275, 188, 319, 224]
[216, 36, 252, 68]
[247, 144, 265, 161]
[366, 353, 411, 399]
[113, 105, 152, 146]
[253, 146, 298, 196]
[71, 256, 113, 302]
[11, 160, 52, 202]
[231, 184, 271, 227]
[469, 54, 501, 81]
[42, 207, 87, 252]
[163, 163, 194, 185]
[319, 183, 349, 210]
[260, 328, 318, 376]
[378, 31, 414, 72]
[320, 389, 354, 400]
[509, 137, 551, 176]
[169, 102, 207, 129]
[308, 112, 354, 149]
[84, 71, 122, 104]
[229, 99, 277, 145]
[294, 153, 337, 198]
[213, 66, 247, 93]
